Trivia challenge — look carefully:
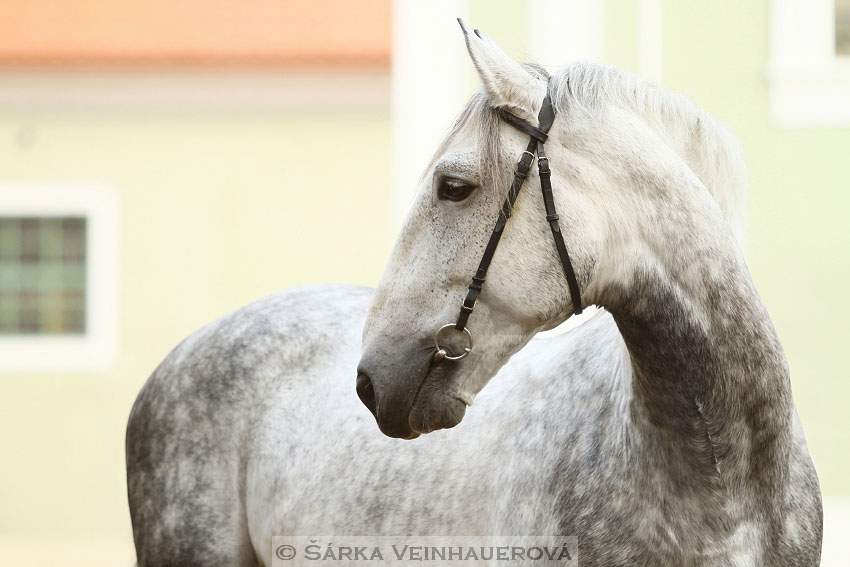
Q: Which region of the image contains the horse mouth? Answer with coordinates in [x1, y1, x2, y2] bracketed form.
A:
[357, 351, 468, 439]
[409, 395, 467, 435]
[407, 362, 468, 435]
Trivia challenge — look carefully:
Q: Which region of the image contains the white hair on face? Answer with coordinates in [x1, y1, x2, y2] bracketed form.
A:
[430, 60, 748, 244]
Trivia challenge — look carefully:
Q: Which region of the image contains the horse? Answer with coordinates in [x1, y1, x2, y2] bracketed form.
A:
[126, 21, 822, 566]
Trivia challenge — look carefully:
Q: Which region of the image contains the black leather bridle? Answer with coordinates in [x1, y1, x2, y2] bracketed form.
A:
[434, 79, 583, 362]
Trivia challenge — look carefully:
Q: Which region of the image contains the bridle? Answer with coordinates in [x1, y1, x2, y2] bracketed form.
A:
[433, 78, 583, 362]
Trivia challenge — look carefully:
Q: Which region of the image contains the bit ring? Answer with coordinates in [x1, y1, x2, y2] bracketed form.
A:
[433, 324, 473, 361]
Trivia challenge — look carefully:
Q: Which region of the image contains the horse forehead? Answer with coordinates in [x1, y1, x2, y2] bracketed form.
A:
[433, 149, 478, 177]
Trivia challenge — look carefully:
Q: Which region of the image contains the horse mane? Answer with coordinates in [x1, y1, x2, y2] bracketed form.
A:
[436, 61, 748, 244]
[550, 61, 748, 244]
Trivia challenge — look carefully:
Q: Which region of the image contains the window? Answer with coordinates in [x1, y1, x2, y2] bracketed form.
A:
[0, 184, 117, 372]
[0, 217, 86, 335]
[769, 0, 850, 127]
[838, 0, 850, 55]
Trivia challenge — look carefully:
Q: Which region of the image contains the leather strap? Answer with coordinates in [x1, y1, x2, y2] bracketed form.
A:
[455, 136, 537, 330]
[496, 108, 549, 143]
[536, 139, 583, 315]
[454, 81, 583, 333]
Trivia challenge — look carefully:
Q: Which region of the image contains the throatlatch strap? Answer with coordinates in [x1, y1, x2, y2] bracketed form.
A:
[537, 140, 583, 315]
[454, 82, 583, 332]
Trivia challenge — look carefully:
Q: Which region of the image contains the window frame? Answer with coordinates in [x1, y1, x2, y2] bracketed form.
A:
[769, 0, 850, 127]
[0, 182, 118, 372]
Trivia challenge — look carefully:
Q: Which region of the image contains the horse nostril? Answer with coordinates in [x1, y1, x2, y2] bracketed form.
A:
[356, 373, 377, 418]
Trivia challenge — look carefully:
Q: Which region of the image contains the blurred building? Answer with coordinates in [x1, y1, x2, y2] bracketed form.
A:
[0, 1, 392, 564]
[0, 1, 848, 565]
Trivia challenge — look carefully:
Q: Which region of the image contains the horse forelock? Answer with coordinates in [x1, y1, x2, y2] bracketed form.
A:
[423, 92, 509, 209]
[425, 63, 550, 211]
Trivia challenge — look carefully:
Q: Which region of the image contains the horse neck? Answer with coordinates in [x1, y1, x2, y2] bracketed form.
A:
[597, 195, 793, 492]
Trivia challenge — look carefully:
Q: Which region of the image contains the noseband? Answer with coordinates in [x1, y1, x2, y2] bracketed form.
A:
[434, 80, 583, 362]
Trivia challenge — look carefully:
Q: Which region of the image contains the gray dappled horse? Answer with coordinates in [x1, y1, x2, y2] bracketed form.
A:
[126, 21, 822, 567]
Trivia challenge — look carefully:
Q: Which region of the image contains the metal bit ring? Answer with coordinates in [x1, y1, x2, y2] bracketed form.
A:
[433, 324, 473, 361]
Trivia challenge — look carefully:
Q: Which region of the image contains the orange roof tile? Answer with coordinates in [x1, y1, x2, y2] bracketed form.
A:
[0, 0, 390, 66]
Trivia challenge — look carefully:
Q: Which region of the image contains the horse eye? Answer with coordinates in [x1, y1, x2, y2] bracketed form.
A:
[438, 178, 477, 202]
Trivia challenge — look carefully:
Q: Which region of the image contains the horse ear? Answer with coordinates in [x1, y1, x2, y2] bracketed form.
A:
[457, 18, 547, 123]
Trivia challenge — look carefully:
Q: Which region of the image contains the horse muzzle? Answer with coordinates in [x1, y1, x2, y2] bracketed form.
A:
[356, 347, 467, 439]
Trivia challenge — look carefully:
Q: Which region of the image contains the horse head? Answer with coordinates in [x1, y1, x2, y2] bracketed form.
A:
[356, 20, 745, 439]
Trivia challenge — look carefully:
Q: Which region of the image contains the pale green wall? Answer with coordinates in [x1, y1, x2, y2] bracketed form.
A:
[0, 108, 392, 543]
